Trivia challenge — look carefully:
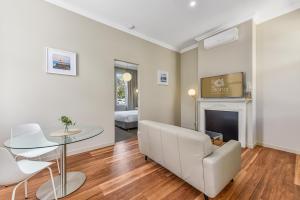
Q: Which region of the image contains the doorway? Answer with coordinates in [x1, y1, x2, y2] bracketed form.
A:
[114, 60, 139, 142]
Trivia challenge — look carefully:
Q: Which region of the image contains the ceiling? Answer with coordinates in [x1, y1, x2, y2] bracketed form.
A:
[45, 0, 300, 52]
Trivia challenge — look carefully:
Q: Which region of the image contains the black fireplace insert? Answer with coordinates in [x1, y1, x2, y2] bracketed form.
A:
[205, 110, 238, 142]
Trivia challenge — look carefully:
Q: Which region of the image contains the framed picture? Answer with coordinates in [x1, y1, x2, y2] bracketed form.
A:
[46, 47, 77, 76]
[157, 70, 169, 85]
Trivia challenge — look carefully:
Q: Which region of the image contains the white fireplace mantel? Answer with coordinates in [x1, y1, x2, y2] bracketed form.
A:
[198, 98, 252, 103]
[197, 98, 252, 148]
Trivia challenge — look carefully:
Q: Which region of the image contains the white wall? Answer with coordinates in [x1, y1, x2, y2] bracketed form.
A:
[0, 0, 180, 154]
[256, 9, 300, 154]
[197, 20, 256, 147]
[180, 48, 198, 129]
[180, 11, 300, 153]
[198, 20, 253, 85]
[180, 21, 255, 139]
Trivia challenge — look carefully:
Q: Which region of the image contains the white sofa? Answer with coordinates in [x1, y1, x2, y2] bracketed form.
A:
[138, 120, 241, 199]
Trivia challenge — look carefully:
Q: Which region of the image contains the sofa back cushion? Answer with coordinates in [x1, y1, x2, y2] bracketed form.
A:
[160, 125, 182, 177]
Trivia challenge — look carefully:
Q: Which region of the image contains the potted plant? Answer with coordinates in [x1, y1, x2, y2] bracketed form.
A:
[59, 116, 75, 133]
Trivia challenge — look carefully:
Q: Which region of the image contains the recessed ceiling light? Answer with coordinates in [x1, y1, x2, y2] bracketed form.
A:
[189, 1, 197, 7]
[129, 25, 135, 30]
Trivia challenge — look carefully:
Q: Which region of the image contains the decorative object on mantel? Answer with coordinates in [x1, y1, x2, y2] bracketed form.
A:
[245, 81, 252, 99]
[157, 70, 169, 85]
[201, 72, 244, 98]
[188, 88, 198, 130]
[46, 47, 77, 76]
[50, 116, 80, 137]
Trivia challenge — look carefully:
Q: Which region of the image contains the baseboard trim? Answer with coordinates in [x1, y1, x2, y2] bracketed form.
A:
[247, 143, 256, 149]
[257, 142, 300, 155]
[68, 142, 115, 156]
[42, 142, 115, 161]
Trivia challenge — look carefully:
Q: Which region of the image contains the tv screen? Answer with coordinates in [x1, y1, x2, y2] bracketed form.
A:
[201, 72, 244, 98]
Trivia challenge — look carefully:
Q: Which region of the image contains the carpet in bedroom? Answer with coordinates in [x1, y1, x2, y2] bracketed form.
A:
[115, 127, 137, 142]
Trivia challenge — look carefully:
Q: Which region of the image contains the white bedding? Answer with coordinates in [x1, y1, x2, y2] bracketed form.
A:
[115, 110, 138, 123]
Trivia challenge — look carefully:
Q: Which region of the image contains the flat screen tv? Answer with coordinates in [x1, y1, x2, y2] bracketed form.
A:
[201, 72, 244, 98]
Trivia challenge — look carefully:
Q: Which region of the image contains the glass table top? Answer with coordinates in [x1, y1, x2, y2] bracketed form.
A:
[4, 127, 104, 149]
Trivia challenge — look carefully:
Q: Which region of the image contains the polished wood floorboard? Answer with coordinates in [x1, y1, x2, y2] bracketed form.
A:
[1, 138, 300, 200]
[295, 155, 300, 186]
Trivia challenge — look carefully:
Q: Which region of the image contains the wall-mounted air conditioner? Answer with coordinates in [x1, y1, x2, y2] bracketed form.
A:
[204, 28, 239, 49]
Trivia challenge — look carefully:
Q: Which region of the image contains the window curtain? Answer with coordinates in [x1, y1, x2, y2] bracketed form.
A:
[127, 69, 138, 110]
[115, 67, 138, 111]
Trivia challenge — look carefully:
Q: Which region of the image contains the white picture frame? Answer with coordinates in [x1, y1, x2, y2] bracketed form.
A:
[46, 47, 77, 76]
[157, 70, 169, 85]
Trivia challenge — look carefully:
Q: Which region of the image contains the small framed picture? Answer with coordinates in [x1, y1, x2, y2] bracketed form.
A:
[157, 70, 169, 85]
[46, 47, 77, 76]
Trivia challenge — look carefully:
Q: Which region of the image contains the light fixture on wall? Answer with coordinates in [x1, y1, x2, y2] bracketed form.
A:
[188, 88, 198, 131]
[123, 72, 132, 82]
[188, 89, 196, 96]
[135, 89, 139, 93]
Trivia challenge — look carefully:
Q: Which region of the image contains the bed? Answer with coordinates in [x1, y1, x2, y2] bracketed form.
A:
[115, 110, 138, 130]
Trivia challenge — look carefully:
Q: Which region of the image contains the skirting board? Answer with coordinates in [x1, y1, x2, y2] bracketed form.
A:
[257, 142, 300, 155]
[41, 141, 115, 161]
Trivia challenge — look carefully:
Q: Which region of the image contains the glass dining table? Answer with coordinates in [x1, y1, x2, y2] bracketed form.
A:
[4, 127, 104, 199]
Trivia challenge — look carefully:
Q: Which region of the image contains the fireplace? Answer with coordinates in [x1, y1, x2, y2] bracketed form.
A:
[205, 110, 238, 142]
[198, 99, 249, 147]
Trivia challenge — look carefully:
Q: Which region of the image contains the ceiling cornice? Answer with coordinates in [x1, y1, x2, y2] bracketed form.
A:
[44, 0, 179, 52]
[180, 3, 300, 53]
[254, 1, 300, 24]
[180, 43, 199, 54]
[179, 15, 254, 54]
[194, 15, 254, 42]
[45, 0, 300, 54]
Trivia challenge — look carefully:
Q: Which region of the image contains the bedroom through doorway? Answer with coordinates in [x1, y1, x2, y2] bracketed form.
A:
[114, 60, 139, 142]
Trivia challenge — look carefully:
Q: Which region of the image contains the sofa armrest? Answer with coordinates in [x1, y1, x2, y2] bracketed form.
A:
[203, 140, 241, 198]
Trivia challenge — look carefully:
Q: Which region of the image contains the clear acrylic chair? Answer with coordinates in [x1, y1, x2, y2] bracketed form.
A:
[10, 123, 60, 174]
[0, 147, 57, 200]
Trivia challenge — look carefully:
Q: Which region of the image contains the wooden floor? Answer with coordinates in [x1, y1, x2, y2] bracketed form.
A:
[1, 138, 300, 200]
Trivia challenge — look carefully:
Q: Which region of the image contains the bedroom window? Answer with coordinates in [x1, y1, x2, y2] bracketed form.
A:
[116, 72, 128, 106]
[114, 61, 138, 111]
